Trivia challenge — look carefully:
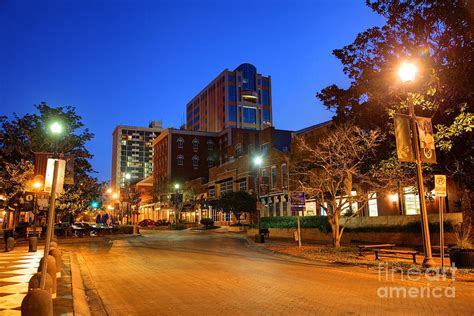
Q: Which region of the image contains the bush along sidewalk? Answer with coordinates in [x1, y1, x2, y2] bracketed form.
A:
[250, 216, 456, 234]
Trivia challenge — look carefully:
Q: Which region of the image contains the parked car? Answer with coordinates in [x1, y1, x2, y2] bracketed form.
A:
[90, 223, 112, 236]
[155, 220, 169, 226]
[71, 223, 91, 237]
[139, 219, 155, 227]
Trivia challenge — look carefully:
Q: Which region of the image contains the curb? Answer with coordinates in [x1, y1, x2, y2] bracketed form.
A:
[70, 253, 91, 316]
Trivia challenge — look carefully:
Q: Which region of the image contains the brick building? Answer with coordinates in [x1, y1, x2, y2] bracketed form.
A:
[186, 63, 272, 132]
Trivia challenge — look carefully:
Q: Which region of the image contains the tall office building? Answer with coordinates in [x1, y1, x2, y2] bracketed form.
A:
[186, 63, 272, 132]
[111, 121, 164, 189]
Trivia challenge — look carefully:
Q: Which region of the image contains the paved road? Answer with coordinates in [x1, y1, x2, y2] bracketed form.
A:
[66, 231, 473, 316]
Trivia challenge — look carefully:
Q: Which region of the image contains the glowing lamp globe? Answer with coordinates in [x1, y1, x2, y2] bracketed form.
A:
[398, 61, 418, 83]
[50, 122, 63, 135]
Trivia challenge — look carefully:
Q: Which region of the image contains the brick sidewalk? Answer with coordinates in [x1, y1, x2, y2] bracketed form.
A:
[0, 245, 73, 315]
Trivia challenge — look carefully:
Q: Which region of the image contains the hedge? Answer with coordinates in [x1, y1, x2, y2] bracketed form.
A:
[250, 216, 455, 233]
[252, 216, 331, 232]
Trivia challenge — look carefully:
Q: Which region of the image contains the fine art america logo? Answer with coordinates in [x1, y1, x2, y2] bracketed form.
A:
[377, 263, 456, 299]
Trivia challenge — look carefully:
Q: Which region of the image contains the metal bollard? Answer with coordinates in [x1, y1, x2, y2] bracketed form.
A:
[29, 237, 38, 252]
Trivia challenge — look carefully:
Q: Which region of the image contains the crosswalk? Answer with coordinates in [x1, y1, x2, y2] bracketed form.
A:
[0, 245, 73, 315]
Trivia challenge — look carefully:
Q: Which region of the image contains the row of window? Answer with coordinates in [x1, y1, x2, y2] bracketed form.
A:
[176, 155, 213, 168]
[177, 137, 214, 150]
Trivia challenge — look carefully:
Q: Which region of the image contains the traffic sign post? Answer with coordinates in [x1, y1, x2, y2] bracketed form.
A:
[290, 192, 305, 248]
[435, 175, 447, 271]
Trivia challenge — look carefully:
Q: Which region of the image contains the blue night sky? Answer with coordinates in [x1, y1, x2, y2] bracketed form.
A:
[0, 0, 385, 182]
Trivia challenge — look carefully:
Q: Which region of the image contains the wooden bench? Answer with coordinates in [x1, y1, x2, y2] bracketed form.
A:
[259, 228, 270, 238]
[374, 249, 418, 263]
[26, 227, 42, 238]
[432, 245, 450, 257]
[357, 244, 395, 256]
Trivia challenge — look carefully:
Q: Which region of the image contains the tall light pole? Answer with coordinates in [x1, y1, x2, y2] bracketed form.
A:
[174, 183, 180, 225]
[253, 156, 263, 233]
[125, 173, 131, 225]
[398, 61, 435, 267]
[40, 120, 63, 289]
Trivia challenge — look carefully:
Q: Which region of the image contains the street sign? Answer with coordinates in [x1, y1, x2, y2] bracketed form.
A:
[416, 117, 437, 163]
[44, 159, 66, 194]
[434, 175, 447, 197]
[394, 114, 415, 162]
[290, 191, 305, 211]
[34, 152, 74, 184]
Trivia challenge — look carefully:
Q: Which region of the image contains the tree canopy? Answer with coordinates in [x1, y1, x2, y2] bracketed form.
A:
[0, 102, 102, 217]
[317, 0, 473, 192]
[217, 191, 257, 222]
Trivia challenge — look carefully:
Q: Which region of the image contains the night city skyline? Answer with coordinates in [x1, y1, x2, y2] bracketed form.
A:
[0, 0, 385, 181]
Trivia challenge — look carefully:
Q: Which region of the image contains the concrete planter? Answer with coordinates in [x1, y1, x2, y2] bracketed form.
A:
[450, 249, 474, 269]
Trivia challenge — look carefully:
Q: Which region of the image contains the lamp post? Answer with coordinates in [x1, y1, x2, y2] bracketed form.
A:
[174, 183, 180, 225]
[253, 156, 263, 233]
[398, 61, 435, 267]
[124, 173, 131, 225]
[40, 120, 63, 289]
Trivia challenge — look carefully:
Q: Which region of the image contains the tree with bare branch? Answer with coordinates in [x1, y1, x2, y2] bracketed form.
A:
[290, 124, 409, 248]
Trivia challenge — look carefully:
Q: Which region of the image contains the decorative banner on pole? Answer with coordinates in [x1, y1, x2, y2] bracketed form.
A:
[44, 159, 66, 194]
[34, 152, 74, 184]
[394, 114, 415, 162]
[416, 117, 437, 164]
[434, 175, 447, 197]
[290, 191, 305, 212]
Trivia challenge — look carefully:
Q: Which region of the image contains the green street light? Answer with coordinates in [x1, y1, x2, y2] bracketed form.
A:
[91, 201, 99, 209]
[125, 173, 131, 180]
[174, 183, 180, 190]
[50, 121, 63, 135]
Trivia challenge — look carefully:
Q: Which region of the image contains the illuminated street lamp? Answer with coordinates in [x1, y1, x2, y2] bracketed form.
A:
[253, 156, 263, 235]
[50, 121, 63, 135]
[112, 192, 119, 199]
[106, 188, 112, 194]
[398, 61, 434, 267]
[174, 183, 180, 190]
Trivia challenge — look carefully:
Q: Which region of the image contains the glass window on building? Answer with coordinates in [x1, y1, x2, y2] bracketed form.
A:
[262, 90, 269, 105]
[192, 138, 199, 151]
[271, 166, 277, 189]
[281, 164, 288, 189]
[228, 105, 237, 122]
[403, 186, 420, 215]
[177, 137, 184, 149]
[239, 180, 247, 191]
[207, 139, 214, 150]
[228, 75, 235, 81]
[263, 109, 270, 122]
[368, 192, 378, 217]
[235, 143, 242, 156]
[339, 191, 358, 215]
[243, 107, 256, 124]
[220, 180, 233, 196]
[228, 86, 236, 101]
[261, 143, 269, 154]
[207, 157, 213, 167]
[176, 155, 184, 166]
[192, 155, 199, 168]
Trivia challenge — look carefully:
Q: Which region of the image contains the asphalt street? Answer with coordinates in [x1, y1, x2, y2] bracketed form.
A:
[64, 230, 474, 316]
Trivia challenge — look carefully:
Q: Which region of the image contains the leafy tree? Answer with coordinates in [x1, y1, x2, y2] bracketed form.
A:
[290, 124, 405, 248]
[317, 0, 473, 210]
[0, 102, 101, 218]
[217, 191, 257, 224]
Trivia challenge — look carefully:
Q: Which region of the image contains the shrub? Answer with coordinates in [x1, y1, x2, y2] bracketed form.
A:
[171, 224, 187, 230]
[251, 216, 331, 232]
[200, 218, 214, 227]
